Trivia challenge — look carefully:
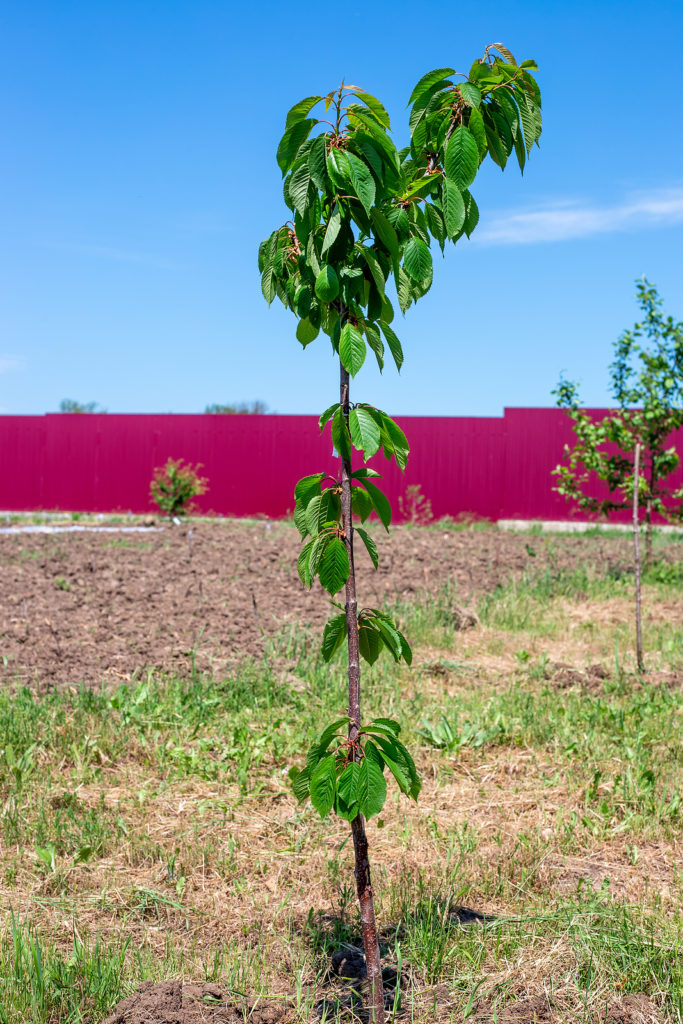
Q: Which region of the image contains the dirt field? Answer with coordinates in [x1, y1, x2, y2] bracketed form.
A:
[0, 520, 653, 688]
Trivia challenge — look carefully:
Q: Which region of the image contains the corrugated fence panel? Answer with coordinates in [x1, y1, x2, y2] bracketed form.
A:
[1, 410, 682, 521]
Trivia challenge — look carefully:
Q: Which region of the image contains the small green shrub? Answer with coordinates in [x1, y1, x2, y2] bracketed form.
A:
[149, 458, 208, 519]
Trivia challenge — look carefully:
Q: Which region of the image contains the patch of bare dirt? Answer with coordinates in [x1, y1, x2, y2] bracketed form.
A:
[102, 980, 286, 1024]
[0, 521, 671, 688]
[604, 994, 661, 1023]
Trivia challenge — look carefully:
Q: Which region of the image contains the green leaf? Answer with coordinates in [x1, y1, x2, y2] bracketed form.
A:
[351, 486, 373, 521]
[319, 537, 350, 595]
[371, 209, 400, 259]
[408, 67, 455, 106]
[339, 323, 367, 377]
[297, 540, 313, 586]
[349, 407, 381, 460]
[331, 408, 352, 461]
[357, 747, 387, 819]
[359, 479, 392, 531]
[285, 95, 322, 129]
[396, 628, 413, 666]
[355, 526, 378, 568]
[346, 152, 376, 214]
[308, 135, 329, 190]
[261, 266, 276, 305]
[355, 91, 391, 129]
[310, 755, 337, 818]
[317, 717, 349, 749]
[277, 119, 316, 175]
[294, 284, 311, 318]
[351, 467, 382, 479]
[467, 107, 487, 156]
[294, 473, 325, 502]
[288, 765, 311, 803]
[403, 236, 432, 284]
[319, 403, 339, 431]
[442, 178, 466, 238]
[359, 246, 386, 295]
[444, 126, 479, 190]
[321, 204, 342, 255]
[296, 317, 319, 347]
[321, 614, 347, 662]
[327, 147, 352, 191]
[379, 321, 404, 372]
[365, 322, 384, 372]
[359, 622, 383, 665]
[305, 490, 336, 535]
[368, 718, 401, 737]
[337, 761, 361, 806]
[381, 414, 410, 471]
[315, 265, 340, 303]
[460, 83, 482, 108]
[288, 162, 311, 214]
[463, 189, 479, 238]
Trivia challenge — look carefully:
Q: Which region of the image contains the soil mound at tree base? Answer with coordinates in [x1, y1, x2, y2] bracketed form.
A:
[102, 980, 286, 1024]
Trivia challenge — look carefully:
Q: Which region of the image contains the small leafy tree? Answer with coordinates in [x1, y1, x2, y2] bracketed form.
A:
[554, 279, 683, 566]
[150, 458, 208, 519]
[554, 280, 683, 673]
[260, 46, 541, 1021]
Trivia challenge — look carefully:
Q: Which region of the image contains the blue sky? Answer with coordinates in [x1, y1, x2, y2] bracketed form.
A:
[2, 0, 682, 416]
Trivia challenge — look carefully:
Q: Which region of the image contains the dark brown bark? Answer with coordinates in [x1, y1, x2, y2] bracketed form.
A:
[633, 442, 645, 674]
[340, 360, 385, 1024]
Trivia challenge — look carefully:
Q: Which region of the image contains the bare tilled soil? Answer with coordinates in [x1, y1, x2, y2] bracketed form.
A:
[0, 520, 660, 688]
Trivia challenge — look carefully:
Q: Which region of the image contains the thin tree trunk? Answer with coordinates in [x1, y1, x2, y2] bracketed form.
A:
[340, 360, 385, 1024]
[645, 499, 653, 570]
[633, 442, 645, 674]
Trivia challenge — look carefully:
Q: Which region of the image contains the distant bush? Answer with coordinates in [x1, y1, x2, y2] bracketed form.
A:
[204, 401, 268, 414]
[150, 459, 208, 519]
[59, 399, 106, 413]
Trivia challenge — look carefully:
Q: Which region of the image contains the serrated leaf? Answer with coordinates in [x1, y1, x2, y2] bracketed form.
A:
[285, 95, 322, 129]
[365, 322, 384, 372]
[359, 246, 385, 295]
[294, 284, 311, 318]
[321, 614, 347, 662]
[460, 82, 482, 108]
[381, 414, 409, 471]
[396, 628, 413, 666]
[294, 473, 325, 502]
[297, 317, 319, 347]
[261, 266, 276, 304]
[288, 162, 311, 214]
[355, 527, 378, 570]
[467, 107, 487, 156]
[370, 209, 399, 259]
[319, 536, 350, 595]
[445, 126, 479, 190]
[321, 205, 342, 255]
[379, 321, 404, 372]
[351, 486, 373, 521]
[462, 189, 479, 238]
[346, 151, 376, 214]
[373, 616, 404, 661]
[442, 178, 466, 238]
[288, 765, 311, 803]
[297, 540, 313, 586]
[408, 67, 455, 106]
[319, 403, 339, 432]
[359, 479, 392, 531]
[355, 91, 391, 129]
[403, 236, 432, 284]
[357, 748, 387, 819]
[277, 119, 316, 175]
[351, 467, 382, 479]
[308, 135, 329, 190]
[349, 407, 381, 460]
[368, 717, 401, 736]
[491, 42, 517, 65]
[337, 761, 360, 805]
[315, 265, 340, 303]
[339, 323, 366, 377]
[310, 755, 337, 818]
[317, 716, 349, 749]
[331, 408, 352, 462]
[327, 147, 352, 190]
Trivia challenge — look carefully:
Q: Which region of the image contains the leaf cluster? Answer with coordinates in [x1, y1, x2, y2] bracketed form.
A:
[259, 44, 541, 371]
[289, 717, 421, 821]
[322, 608, 412, 667]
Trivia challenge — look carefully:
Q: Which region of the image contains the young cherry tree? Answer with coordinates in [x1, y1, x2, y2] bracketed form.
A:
[259, 45, 542, 1022]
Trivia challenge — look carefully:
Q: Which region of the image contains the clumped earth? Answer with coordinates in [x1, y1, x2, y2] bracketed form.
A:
[102, 980, 285, 1024]
[0, 519, 647, 688]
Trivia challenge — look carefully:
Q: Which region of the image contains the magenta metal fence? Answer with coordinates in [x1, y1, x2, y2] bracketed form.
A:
[2, 410, 682, 522]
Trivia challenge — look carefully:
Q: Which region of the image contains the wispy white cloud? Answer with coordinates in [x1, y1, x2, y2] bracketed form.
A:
[474, 187, 683, 246]
[0, 356, 24, 375]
